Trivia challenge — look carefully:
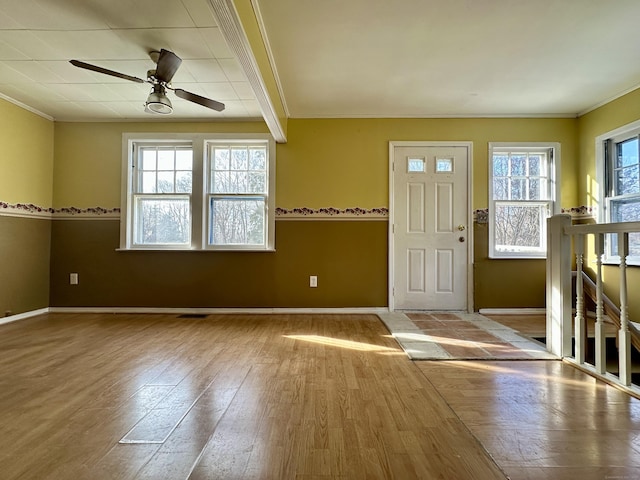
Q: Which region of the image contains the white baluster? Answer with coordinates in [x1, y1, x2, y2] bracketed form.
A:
[618, 232, 631, 386]
[574, 234, 585, 364]
[594, 233, 606, 374]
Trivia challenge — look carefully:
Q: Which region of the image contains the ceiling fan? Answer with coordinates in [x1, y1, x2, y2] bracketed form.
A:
[70, 49, 225, 115]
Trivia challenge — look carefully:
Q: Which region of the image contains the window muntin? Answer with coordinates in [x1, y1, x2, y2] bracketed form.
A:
[489, 144, 558, 258]
[122, 134, 275, 251]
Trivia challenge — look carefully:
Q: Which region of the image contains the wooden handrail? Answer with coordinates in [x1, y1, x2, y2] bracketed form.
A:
[580, 270, 640, 352]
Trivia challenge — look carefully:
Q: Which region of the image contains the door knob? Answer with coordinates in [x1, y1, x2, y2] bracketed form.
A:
[459, 236, 465, 242]
[457, 224, 466, 231]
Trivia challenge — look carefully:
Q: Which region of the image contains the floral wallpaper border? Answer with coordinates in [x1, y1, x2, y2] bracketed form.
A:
[0, 202, 120, 219]
[0, 201, 598, 222]
[275, 207, 389, 220]
[474, 206, 597, 224]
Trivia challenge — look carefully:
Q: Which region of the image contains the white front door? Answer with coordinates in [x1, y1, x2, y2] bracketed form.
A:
[390, 142, 472, 311]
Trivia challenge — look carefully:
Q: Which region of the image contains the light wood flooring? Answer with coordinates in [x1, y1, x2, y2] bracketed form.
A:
[1, 313, 639, 479]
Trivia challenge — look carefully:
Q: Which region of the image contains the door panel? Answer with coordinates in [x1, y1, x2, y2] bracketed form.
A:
[392, 144, 469, 310]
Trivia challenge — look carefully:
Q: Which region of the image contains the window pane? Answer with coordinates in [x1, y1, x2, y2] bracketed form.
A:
[528, 155, 541, 176]
[510, 155, 526, 176]
[134, 197, 190, 245]
[493, 155, 508, 176]
[141, 150, 156, 170]
[175, 149, 192, 170]
[157, 149, 174, 170]
[611, 197, 640, 223]
[141, 172, 156, 193]
[436, 158, 453, 172]
[617, 138, 638, 168]
[175, 171, 192, 193]
[494, 203, 548, 252]
[616, 165, 639, 195]
[213, 171, 228, 193]
[249, 148, 266, 170]
[157, 171, 174, 193]
[493, 178, 508, 200]
[408, 158, 425, 172]
[209, 197, 265, 245]
[231, 147, 248, 170]
[214, 148, 230, 170]
[229, 171, 247, 192]
[510, 179, 526, 200]
[529, 178, 540, 200]
[248, 172, 266, 193]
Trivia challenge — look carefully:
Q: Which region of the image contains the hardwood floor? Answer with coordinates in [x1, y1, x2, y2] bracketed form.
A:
[0, 313, 638, 479]
[419, 360, 640, 480]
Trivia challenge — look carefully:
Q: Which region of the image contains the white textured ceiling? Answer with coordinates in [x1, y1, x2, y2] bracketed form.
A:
[0, 0, 262, 120]
[256, 0, 640, 118]
[2, 0, 640, 122]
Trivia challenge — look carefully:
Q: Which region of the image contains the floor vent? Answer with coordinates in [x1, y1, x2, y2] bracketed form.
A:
[177, 314, 209, 319]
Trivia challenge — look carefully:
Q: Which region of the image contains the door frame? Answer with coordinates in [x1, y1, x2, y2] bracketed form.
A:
[388, 141, 474, 312]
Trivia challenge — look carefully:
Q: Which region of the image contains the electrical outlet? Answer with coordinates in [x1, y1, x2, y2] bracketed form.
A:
[310, 275, 318, 288]
[70, 273, 79, 285]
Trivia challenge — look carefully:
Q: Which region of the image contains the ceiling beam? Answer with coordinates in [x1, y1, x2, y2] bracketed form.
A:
[208, 0, 287, 143]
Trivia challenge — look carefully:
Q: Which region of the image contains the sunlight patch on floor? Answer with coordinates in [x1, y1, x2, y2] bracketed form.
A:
[284, 334, 403, 354]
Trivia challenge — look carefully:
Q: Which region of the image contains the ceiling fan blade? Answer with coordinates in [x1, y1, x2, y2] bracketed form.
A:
[69, 60, 145, 83]
[155, 49, 182, 83]
[174, 88, 225, 112]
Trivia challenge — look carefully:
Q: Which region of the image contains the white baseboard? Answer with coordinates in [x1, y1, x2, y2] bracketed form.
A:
[479, 308, 546, 316]
[0, 307, 50, 326]
[48, 306, 390, 315]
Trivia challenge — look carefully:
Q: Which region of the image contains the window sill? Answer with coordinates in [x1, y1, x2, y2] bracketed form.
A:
[488, 255, 547, 260]
[116, 248, 276, 253]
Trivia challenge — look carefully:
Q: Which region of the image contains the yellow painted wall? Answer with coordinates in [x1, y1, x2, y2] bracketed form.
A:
[578, 88, 640, 210]
[577, 87, 640, 321]
[47, 116, 581, 310]
[0, 99, 54, 206]
[53, 117, 578, 211]
[52, 121, 269, 207]
[279, 118, 578, 210]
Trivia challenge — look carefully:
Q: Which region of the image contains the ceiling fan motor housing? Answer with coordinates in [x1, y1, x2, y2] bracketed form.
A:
[145, 84, 173, 115]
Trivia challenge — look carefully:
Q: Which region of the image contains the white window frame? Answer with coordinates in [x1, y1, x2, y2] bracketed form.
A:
[488, 142, 560, 259]
[596, 119, 640, 265]
[120, 133, 275, 251]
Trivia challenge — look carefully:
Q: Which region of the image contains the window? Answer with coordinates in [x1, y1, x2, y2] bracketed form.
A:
[598, 120, 640, 263]
[488, 143, 560, 258]
[208, 143, 268, 246]
[121, 134, 275, 251]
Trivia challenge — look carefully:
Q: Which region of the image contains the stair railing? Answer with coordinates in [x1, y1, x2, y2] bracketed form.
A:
[546, 214, 640, 389]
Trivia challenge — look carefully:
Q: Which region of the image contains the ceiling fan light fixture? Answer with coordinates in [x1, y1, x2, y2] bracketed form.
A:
[145, 84, 173, 115]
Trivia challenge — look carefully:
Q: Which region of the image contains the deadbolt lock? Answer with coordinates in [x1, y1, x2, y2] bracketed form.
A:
[457, 224, 466, 231]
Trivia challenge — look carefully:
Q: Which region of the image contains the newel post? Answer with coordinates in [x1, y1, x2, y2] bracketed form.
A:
[546, 214, 572, 357]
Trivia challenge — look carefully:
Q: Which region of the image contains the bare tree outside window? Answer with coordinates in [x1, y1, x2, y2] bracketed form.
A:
[124, 135, 274, 251]
[208, 145, 267, 246]
[133, 145, 192, 246]
[490, 145, 555, 258]
[608, 138, 640, 257]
